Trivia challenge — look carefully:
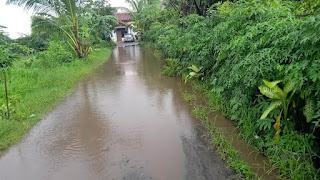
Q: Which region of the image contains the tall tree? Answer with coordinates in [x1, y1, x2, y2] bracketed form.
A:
[82, 0, 118, 43]
[164, 0, 225, 16]
[126, 0, 160, 13]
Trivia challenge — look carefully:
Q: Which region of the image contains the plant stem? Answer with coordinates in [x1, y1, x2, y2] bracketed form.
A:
[284, 101, 288, 121]
[4, 73, 10, 119]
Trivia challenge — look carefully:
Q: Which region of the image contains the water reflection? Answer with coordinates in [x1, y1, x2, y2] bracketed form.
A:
[0, 46, 234, 180]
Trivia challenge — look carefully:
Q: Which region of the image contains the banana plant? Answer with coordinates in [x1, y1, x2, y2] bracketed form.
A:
[258, 79, 297, 139]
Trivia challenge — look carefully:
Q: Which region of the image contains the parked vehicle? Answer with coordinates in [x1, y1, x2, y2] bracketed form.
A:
[123, 34, 135, 42]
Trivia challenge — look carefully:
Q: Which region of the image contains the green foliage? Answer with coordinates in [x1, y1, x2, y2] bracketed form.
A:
[7, 0, 117, 58]
[6, 43, 32, 56]
[87, 0, 116, 16]
[0, 46, 12, 70]
[15, 33, 50, 51]
[295, 0, 320, 14]
[32, 41, 76, 68]
[182, 92, 194, 102]
[185, 65, 203, 82]
[190, 103, 255, 179]
[133, 1, 163, 34]
[304, 98, 316, 123]
[0, 47, 111, 154]
[81, 0, 118, 44]
[162, 58, 183, 76]
[164, 0, 224, 16]
[86, 13, 118, 44]
[140, 0, 320, 178]
[0, 34, 31, 61]
[256, 118, 275, 131]
[259, 79, 297, 125]
[0, 95, 21, 120]
[192, 106, 208, 121]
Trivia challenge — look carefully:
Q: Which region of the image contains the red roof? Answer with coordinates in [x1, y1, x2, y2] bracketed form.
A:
[114, 13, 132, 21]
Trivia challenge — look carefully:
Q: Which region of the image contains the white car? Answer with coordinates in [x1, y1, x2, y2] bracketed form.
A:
[124, 34, 135, 42]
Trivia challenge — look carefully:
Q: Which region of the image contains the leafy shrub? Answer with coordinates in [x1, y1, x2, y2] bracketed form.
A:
[15, 34, 49, 51]
[32, 41, 76, 68]
[162, 58, 182, 76]
[0, 46, 13, 69]
[6, 43, 32, 56]
[140, 0, 320, 178]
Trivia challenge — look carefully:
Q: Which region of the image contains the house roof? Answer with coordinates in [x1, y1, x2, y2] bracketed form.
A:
[114, 13, 132, 21]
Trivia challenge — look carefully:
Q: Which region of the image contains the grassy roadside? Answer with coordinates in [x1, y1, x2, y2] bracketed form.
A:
[0, 47, 112, 155]
[180, 78, 319, 179]
[181, 89, 256, 179]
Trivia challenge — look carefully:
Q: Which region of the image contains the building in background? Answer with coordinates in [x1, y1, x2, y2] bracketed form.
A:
[111, 13, 136, 42]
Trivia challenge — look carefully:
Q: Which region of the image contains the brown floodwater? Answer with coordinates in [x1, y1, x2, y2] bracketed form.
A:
[0, 44, 235, 180]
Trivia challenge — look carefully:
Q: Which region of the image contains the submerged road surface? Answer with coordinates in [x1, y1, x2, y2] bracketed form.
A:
[0, 45, 234, 180]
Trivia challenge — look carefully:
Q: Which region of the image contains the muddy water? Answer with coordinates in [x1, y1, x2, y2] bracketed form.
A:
[0, 45, 234, 180]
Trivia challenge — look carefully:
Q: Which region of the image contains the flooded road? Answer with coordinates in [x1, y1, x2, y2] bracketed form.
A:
[0, 45, 234, 180]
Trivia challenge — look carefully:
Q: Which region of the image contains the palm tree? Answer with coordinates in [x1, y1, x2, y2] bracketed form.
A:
[7, 0, 90, 58]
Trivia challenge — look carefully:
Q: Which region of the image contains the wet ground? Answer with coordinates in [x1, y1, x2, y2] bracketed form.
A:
[0, 45, 235, 179]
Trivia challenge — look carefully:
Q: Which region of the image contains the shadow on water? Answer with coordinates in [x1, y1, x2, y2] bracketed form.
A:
[0, 45, 274, 179]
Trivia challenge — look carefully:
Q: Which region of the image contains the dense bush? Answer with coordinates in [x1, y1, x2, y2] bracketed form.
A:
[139, 0, 320, 178]
[15, 34, 49, 51]
[34, 41, 76, 67]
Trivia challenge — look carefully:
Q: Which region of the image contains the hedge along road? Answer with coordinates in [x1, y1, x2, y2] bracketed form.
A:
[0, 44, 234, 180]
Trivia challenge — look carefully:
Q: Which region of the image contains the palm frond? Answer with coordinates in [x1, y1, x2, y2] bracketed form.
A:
[6, 0, 57, 12]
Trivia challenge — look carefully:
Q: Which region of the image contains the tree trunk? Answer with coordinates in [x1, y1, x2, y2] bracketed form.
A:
[193, 0, 203, 16]
[73, 25, 84, 58]
[4, 73, 10, 119]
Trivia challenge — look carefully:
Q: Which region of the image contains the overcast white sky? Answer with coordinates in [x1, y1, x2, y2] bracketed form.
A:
[0, 0, 129, 39]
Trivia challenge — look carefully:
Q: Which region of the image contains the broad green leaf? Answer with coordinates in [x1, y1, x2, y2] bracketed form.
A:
[217, 51, 228, 61]
[260, 100, 282, 119]
[263, 80, 282, 89]
[303, 98, 315, 123]
[258, 85, 281, 99]
[283, 79, 296, 94]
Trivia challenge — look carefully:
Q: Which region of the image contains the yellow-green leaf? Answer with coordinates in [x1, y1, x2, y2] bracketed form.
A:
[283, 79, 296, 94]
[260, 100, 282, 119]
[263, 80, 282, 88]
[258, 85, 281, 99]
[271, 85, 286, 99]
